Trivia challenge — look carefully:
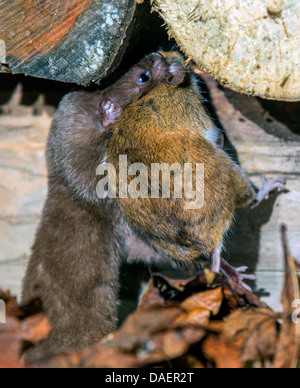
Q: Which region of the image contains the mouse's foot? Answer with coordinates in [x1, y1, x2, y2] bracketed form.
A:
[251, 177, 286, 208]
[220, 260, 256, 292]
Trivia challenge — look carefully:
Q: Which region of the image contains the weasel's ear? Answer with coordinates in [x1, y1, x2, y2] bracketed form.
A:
[101, 100, 122, 128]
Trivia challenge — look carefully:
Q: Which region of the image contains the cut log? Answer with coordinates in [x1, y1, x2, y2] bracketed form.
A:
[153, 0, 300, 101]
[0, 0, 138, 85]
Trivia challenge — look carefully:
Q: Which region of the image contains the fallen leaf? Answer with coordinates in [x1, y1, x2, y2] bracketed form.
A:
[0, 290, 22, 318]
[215, 276, 265, 309]
[0, 318, 24, 369]
[138, 278, 165, 310]
[174, 308, 210, 327]
[0, 289, 48, 369]
[2, 234, 299, 370]
[202, 334, 242, 368]
[157, 328, 205, 360]
[181, 288, 223, 316]
[172, 355, 205, 368]
[222, 308, 279, 363]
[152, 273, 184, 300]
[20, 314, 51, 343]
[108, 306, 182, 351]
[273, 225, 300, 368]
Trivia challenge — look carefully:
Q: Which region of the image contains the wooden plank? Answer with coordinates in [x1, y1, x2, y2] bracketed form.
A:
[0, 103, 50, 297]
[256, 271, 285, 312]
[0, 0, 137, 84]
[0, 260, 27, 297]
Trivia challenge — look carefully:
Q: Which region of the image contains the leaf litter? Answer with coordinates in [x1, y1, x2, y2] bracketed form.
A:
[0, 226, 299, 368]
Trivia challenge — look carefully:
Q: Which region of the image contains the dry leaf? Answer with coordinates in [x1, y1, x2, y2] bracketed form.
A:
[172, 355, 205, 368]
[203, 335, 242, 369]
[273, 226, 300, 368]
[222, 308, 279, 363]
[20, 314, 51, 343]
[138, 276, 173, 310]
[0, 290, 22, 318]
[181, 288, 223, 316]
[1, 226, 299, 369]
[156, 328, 205, 360]
[0, 290, 49, 369]
[0, 318, 24, 369]
[174, 308, 210, 327]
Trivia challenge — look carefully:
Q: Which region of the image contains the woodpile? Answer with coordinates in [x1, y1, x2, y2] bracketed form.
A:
[0, 0, 144, 84]
[153, 0, 300, 101]
[1, 1, 299, 100]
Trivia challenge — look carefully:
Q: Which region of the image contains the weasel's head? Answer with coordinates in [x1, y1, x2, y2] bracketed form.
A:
[101, 51, 186, 128]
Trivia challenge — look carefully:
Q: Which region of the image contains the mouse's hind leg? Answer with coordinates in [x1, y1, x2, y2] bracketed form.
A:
[210, 248, 256, 292]
[210, 247, 222, 273]
[220, 260, 256, 292]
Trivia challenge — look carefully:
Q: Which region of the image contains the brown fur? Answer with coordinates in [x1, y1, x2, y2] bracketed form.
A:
[108, 57, 256, 265]
[21, 53, 185, 360]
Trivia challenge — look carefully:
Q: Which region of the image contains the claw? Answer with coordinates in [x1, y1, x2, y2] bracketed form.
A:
[235, 266, 248, 272]
[240, 282, 253, 293]
[235, 267, 256, 280]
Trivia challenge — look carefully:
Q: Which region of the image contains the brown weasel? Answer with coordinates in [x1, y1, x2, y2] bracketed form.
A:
[108, 52, 286, 290]
[21, 52, 186, 360]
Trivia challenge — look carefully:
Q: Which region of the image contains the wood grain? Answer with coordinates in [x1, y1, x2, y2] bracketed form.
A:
[2, 0, 91, 58]
[0, 0, 137, 84]
[153, 0, 300, 101]
[0, 104, 51, 297]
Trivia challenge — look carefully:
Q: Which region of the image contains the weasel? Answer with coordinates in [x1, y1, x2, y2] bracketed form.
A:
[21, 52, 186, 360]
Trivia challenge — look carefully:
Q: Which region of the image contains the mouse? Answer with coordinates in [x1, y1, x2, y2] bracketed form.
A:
[21, 51, 186, 360]
[108, 52, 286, 291]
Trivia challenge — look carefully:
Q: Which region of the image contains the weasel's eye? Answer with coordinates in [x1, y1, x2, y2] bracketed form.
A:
[138, 71, 151, 85]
